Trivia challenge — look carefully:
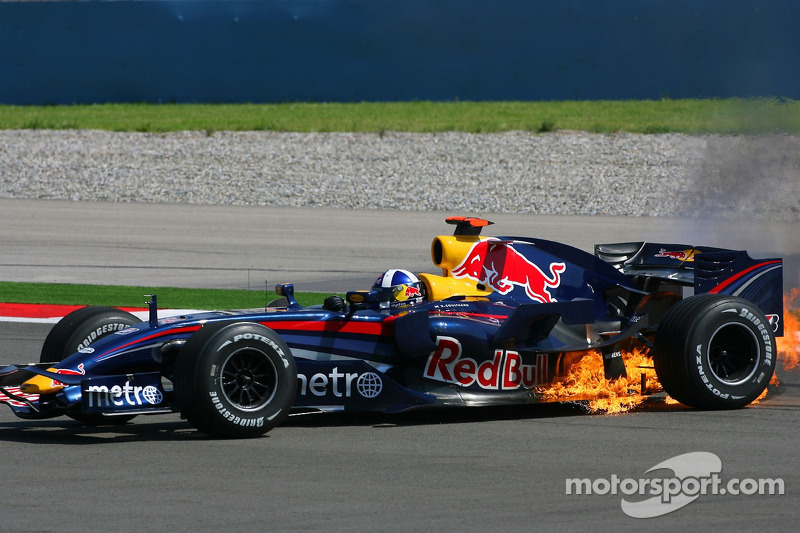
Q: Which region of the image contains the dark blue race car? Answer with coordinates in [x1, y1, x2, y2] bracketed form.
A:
[0, 217, 784, 438]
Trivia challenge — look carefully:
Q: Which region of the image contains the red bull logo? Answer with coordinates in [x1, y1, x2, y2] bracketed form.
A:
[451, 238, 566, 303]
[393, 284, 422, 302]
[404, 286, 421, 298]
[51, 363, 86, 388]
[654, 248, 699, 262]
[19, 363, 87, 395]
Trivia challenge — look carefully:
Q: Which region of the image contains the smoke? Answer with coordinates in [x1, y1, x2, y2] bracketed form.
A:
[665, 133, 800, 291]
[678, 135, 800, 221]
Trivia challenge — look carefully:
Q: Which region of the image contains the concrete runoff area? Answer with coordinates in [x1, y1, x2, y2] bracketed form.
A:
[0, 200, 798, 530]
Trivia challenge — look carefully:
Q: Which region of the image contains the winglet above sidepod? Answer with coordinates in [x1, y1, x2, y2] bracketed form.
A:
[490, 299, 595, 350]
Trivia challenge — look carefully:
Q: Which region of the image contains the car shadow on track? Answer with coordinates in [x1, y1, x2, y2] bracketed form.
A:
[13, 386, 797, 442]
[0, 415, 205, 444]
[0, 399, 691, 444]
[283, 397, 690, 429]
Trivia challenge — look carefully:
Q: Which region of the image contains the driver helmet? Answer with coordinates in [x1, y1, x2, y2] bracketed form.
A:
[372, 269, 426, 309]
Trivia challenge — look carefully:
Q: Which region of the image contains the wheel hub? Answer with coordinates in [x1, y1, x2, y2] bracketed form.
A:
[707, 323, 760, 385]
[236, 371, 254, 388]
[221, 348, 278, 411]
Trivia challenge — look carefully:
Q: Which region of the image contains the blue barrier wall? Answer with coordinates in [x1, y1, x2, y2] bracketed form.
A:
[1, 0, 798, 104]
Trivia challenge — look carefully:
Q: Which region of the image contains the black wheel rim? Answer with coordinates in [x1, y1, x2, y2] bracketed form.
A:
[221, 348, 278, 411]
[706, 323, 760, 386]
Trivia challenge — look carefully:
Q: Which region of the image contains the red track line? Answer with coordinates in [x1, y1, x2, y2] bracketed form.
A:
[0, 303, 145, 319]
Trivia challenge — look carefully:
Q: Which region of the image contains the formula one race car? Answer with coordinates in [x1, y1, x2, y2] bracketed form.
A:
[0, 217, 784, 438]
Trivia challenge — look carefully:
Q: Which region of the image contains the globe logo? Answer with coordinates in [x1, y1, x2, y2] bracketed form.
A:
[356, 372, 383, 398]
[142, 385, 164, 405]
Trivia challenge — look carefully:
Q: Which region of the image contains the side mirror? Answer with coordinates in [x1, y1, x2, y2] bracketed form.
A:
[275, 283, 301, 308]
[346, 290, 379, 309]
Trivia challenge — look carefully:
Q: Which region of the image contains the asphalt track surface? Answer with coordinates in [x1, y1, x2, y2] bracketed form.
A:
[1, 199, 799, 532]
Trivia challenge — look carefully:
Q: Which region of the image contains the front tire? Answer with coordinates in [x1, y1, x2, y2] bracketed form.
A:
[40, 306, 142, 425]
[173, 322, 297, 438]
[41, 306, 142, 364]
[654, 294, 776, 409]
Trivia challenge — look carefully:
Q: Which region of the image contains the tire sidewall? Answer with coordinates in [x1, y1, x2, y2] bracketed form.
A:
[41, 306, 142, 363]
[679, 297, 775, 407]
[179, 322, 297, 438]
[38, 306, 142, 425]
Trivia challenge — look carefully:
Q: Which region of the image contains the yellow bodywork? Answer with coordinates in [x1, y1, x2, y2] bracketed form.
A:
[419, 234, 493, 300]
[431, 235, 485, 276]
[418, 273, 493, 300]
[20, 369, 65, 394]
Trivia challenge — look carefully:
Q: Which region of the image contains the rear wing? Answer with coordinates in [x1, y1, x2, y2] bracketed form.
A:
[695, 250, 783, 336]
[596, 242, 783, 336]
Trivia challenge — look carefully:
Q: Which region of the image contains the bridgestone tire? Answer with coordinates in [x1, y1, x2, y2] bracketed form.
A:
[40, 306, 142, 425]
[173, 322, 297, 438]
[654, 294, 776, 409]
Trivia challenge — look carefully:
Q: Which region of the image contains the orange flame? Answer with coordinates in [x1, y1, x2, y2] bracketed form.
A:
[536, 348, 660, 414]
[537, 287, 800, 410]
[754, 288, 800, 403]
[777, 287, 800, 373]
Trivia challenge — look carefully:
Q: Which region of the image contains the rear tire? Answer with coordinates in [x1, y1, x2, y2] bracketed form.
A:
[40, 306, 142, 425]
[654, 294, 776, 409]
[173, 322, 297, 438]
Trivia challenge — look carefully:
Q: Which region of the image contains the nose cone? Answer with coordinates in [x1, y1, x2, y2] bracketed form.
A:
[20, 368, 65, 394]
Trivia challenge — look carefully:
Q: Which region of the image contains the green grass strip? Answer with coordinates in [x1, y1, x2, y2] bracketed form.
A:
[0, 282, 332, 310]
[2, 99, 800, 134]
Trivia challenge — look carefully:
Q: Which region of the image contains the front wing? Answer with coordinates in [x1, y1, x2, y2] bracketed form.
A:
[0, 366, 173, 418]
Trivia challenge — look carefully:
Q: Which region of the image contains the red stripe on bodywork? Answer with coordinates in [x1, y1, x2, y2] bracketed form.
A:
[0, 303, 144, 319]
[96, 325, 203, 358]
[265, 317, 396, 336]
[708, 260, 781, 294]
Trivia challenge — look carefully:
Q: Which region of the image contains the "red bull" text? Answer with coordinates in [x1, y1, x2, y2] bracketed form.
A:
[424, 336, 548, 390]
